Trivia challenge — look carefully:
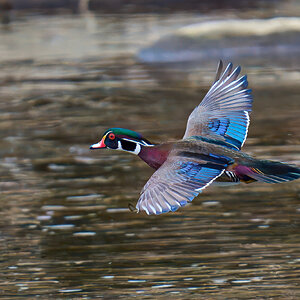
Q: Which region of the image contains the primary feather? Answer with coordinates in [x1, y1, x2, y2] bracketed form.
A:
[183, 61, 252, 149]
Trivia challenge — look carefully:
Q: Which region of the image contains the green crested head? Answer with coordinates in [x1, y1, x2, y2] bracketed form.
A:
[90, 127, 153, 154]
[103, 128, 143, 140]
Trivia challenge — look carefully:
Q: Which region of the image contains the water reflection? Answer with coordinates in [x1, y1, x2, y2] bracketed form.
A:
[0, 12, 299, 299]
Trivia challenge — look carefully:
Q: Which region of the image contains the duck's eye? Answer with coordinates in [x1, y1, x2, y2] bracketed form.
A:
[108, 133, 115, 140]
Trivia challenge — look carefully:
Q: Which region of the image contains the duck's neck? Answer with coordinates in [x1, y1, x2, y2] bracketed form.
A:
[138, 144, 171, 170]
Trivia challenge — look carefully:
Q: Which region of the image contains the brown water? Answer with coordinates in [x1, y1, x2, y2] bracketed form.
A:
[0, 13, 300, 299]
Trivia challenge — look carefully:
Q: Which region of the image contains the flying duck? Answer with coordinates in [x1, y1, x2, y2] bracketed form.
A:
[90, 61, 300, 215]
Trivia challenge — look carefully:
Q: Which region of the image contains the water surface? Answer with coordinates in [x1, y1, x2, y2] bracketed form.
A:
[0, 13, 300, 299]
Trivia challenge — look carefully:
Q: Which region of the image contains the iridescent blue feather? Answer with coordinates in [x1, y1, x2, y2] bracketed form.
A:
[136, 151, 228, 215]
[183, 62, 252, 150]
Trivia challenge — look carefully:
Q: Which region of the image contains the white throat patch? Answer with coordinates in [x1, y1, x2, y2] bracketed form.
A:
[117, 140, 141, 155]
[133, 143, 141, 155]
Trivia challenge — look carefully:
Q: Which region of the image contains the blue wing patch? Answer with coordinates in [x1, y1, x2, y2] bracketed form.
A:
[203, 66, 252, 149]
[136, 156, 226, 215]
[208, 118, 229, 136]
[208, 111, 250, 149]
[183, 62, 252, 150]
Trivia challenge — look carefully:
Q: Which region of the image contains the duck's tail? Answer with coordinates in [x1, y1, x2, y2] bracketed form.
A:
[234, 160, 300, 184]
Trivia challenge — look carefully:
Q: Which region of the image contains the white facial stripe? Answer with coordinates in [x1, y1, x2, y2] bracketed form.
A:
[122, 138, 154, 147]
[140, 140, 154, 146]
[122, 138, 135, 143]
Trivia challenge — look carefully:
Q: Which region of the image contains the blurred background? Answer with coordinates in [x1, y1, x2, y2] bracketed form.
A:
[0, 0, 300, 298]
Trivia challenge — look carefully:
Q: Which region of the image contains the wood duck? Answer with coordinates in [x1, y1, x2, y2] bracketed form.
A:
[90, 61, 300, 215]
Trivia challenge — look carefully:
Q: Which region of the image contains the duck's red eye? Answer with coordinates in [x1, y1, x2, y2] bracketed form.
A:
[108, 133, 115, 140]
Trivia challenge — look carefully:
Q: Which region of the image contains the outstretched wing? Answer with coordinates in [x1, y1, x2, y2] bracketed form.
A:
[136, 150, 231, 215]
[183, 61, 253, 150]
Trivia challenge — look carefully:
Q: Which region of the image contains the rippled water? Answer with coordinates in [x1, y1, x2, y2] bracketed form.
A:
[0, 13, 300, 299]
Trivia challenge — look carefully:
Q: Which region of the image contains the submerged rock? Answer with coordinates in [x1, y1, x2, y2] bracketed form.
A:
[138, 17, 300, 65]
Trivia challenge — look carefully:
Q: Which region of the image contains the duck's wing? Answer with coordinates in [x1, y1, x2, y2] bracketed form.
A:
[183, 61, 253, 150]
[136, 149, 231, 215]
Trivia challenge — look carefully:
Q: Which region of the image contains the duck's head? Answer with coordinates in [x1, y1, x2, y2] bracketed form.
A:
[90, 128, 153, 155]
